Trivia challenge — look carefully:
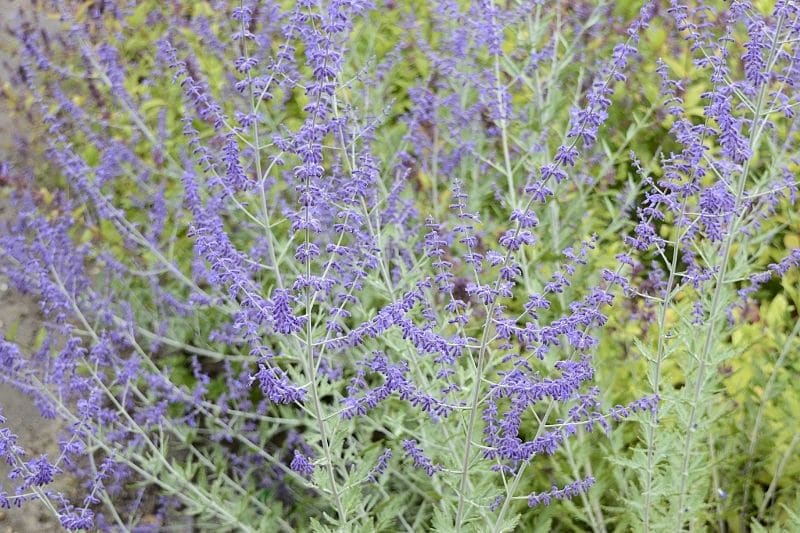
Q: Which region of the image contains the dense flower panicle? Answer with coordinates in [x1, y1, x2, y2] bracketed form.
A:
[0, 425, 25, 468]
[340, 352, 453, 420]
[402, 439, 440, 477]
[23, 455, 60, 488]
[267, 289, 306, 335]
[251, 365, 306, 405]
[222, 134, 250, 192]
[527, 477, 596, 508]
[290, 450, 315, 478]
[366, 448, 392, 483]
[58, 507, 95, 530]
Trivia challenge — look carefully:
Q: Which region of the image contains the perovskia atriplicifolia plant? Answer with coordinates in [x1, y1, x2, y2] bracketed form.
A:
[0, 0, 799, 531]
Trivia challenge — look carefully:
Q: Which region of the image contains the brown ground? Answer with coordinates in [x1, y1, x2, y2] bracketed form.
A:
[1, 1, 65, 531]
[0, 275, 64, 533]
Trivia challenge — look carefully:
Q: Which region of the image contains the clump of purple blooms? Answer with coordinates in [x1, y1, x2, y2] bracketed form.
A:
[1, 0, 799, 531]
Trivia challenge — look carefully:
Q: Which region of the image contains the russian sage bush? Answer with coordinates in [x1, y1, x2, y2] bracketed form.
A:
[0, 0, 799, 531]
